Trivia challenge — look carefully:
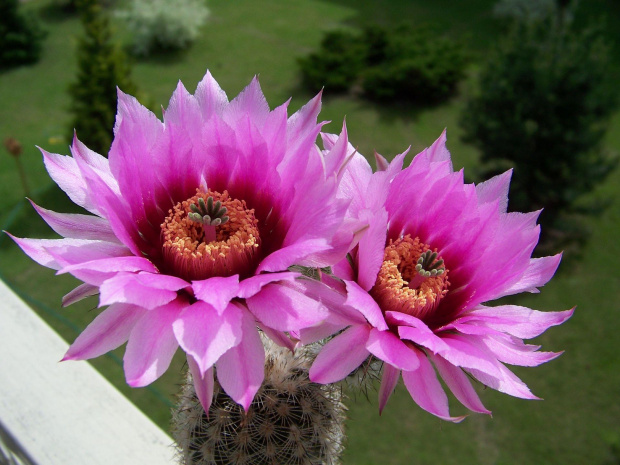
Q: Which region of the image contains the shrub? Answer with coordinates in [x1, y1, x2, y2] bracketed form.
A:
[362, 25, 466, 104]
[118, 0, 209, 56]
[68, 0, 138, 155]
[0, 0, 45, 70]
[461, 7, 618, 250]
[297, 30, 365, 93]
[298, 25, 466, 104]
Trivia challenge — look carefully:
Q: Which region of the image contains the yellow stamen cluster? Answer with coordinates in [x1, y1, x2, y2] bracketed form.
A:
[371, 235, 449, 320]
[161, 189, 260, 281]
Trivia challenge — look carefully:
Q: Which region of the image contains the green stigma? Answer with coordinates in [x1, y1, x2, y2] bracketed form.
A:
[188, 196, 229, 226]
[414, 250, 445, 278]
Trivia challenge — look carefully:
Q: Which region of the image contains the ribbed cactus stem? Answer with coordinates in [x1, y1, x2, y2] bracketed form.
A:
[172, 336, 346, 465]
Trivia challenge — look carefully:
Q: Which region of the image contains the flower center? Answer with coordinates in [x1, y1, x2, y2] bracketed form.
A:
[161, 189, 261, 281]
[370, 235, 449, 320]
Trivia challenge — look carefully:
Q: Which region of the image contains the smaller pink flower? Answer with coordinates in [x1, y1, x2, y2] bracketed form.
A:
[304, 130, 573, 421]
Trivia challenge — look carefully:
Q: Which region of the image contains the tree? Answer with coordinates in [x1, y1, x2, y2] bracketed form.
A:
[0, 0, 45, 70]
[461, 6, 618, 251]
[67, 0, 138, 155]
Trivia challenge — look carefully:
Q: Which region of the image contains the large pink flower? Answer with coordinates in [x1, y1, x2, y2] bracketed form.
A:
[305, 130, 573, 421]
[9, 72, 356, 411]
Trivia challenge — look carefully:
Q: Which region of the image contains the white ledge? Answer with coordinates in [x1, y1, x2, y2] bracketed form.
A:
[0, 279, 176, 465]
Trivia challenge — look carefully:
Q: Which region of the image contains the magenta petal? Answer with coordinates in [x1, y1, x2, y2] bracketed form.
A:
[440, 333, 503, 377]
[236, 272, 299, 299]
[378, 363, 400, 414]
[366, 328, 419, 371]
[356, 208, 388, 291]
[430, 353, 492, 414]
[173, 301, 243, 375]
[216, 309, 265, 410]
[467, 363, 539, 400]
[402, 349, 466, 422]
[41, 149, 100, 215]
[99, 272, 188, 309]
[257, 239, 331, 273]
[502, 254, 562, 296]
[480, 334, 562, 367]
[195, 70, 229, 119]
[223, 76, 269, 127]
[187, 355, 215, 415]
[62, 283, 99, 307]
[123, 300, 185, 387]
[465, 305, 574, 339]
[192, 275, 241, 314]
[246, 281, 329, 332]
[309, 324, 371, 384]
[475, 170, 512, 212]
[257, 322, 297, 351]
[344, 280, 388, 330]
[63, 303, 146, 361]
[30, 200, 119, 243]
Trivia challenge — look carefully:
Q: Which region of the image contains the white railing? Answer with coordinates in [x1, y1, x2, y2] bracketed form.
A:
[0, 279, 176, 465]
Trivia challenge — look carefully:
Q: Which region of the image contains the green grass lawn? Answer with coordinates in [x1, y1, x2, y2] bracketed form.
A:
[1, 1, 619, 464]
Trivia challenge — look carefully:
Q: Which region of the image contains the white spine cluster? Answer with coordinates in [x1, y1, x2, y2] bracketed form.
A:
[172, 337, 346, 465]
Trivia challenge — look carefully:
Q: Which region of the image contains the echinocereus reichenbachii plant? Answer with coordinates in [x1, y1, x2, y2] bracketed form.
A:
[9, 71, 357, 412]
[301, 130, 573, 421]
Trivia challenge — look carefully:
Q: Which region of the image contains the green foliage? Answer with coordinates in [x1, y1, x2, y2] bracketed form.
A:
[297, 30, 365, 93]
[298, 25, 466, 105]
[117, 0, 210, 56]
[461, 8, 618, 249]
[67, 0, 138, 155]
[0, 0, 45, 70]
[362, 25, 466, 104]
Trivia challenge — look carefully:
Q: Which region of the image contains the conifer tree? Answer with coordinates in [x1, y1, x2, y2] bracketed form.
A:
[68, 0, 137, 155]
[461, 5, 618, 251]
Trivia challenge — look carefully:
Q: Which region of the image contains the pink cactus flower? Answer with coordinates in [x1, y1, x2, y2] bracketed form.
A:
[9, 71, 356, 411]
[305, 130, 573, 421]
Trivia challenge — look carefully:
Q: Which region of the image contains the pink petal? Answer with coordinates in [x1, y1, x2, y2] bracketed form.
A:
[72, 137, 146, 257]
[195, 70, 229, 119]
[366, 328, 419, 371]
[62, 283, 99, 307]
[222, 76, 269, 127]
[502, 254, 562, 296]
[402, 349, 466, 422]
[343, 280, 388, 330]
[475, 170, 512, 213]
[466, 363, 539, 400]
[425, 129, 452, 166]
[30, 200, 119, 243]
[356, 208, 388, 291]
[246, 281, 329, 332]
[258, 322, 297, 351]
[41, 148, 100, 215]
[216, 309, 265, 410]
[123, 300, 185, 387]
[309, 324, 372, 384]
[192, 275, 241, 314]
[338, 152, 373, 218]
[440, 333, 503, 378]
[173, 301, 243, 376]
[99, 272, 188, 310]
[188, 356, 215, 415]
[465, 305, 574, 339]
[237, 271, 299, 298]
[430, 353, 491, 414]
[63, 303, 146, 361]
[378, 363, 400, 414]
[257, 239, 332, 273]
[479, 334, 562, 367]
